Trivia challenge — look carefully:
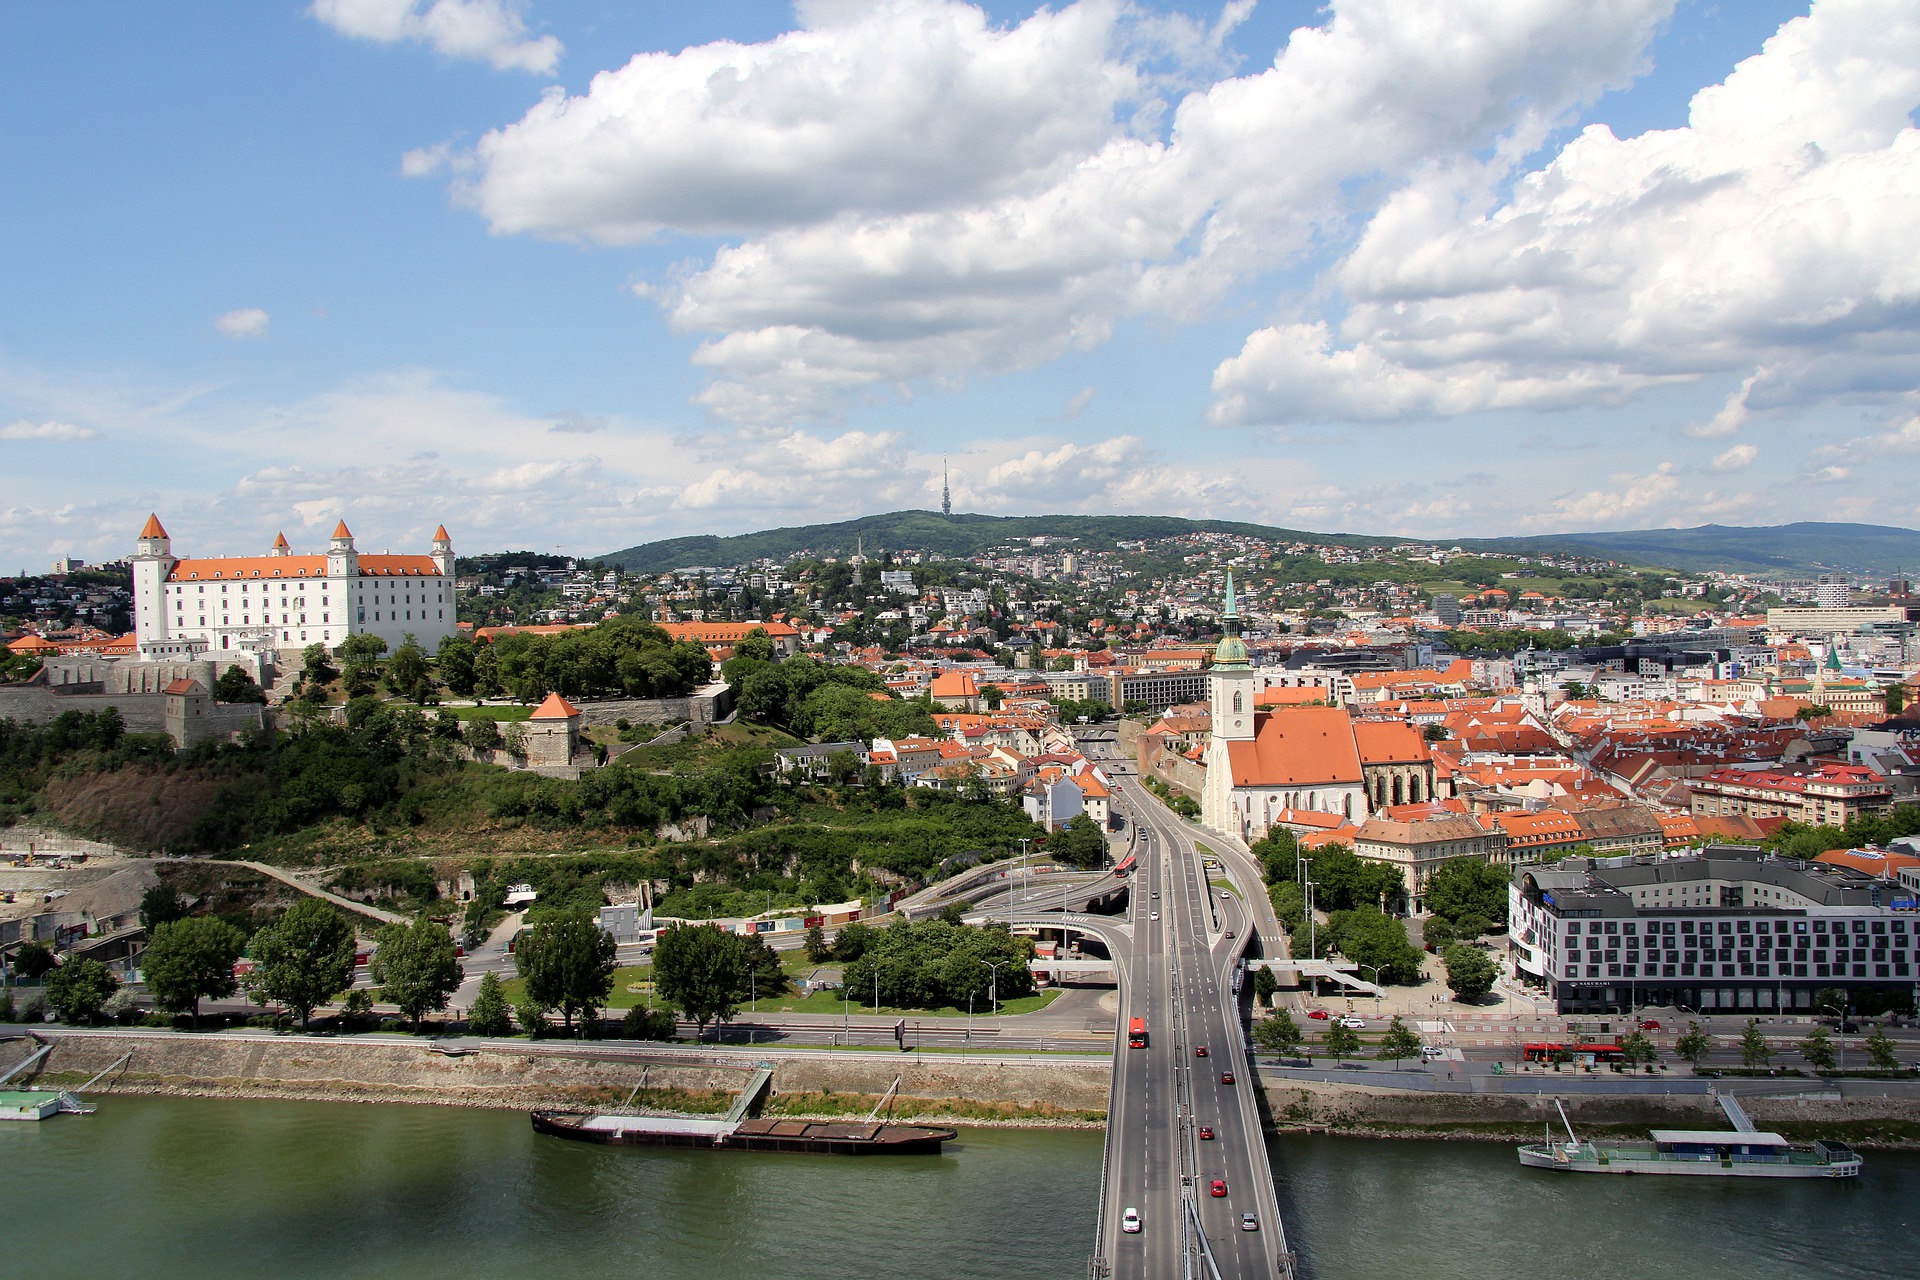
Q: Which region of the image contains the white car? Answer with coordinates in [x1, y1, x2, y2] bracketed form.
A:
[1420, 1045, 1446, 1062]
[1219, 891, 1232, 900]
[1338, 1016, 1366, 1030]
[1121, 1207, 1142, 1234]
[1150, 911, 1160, 920]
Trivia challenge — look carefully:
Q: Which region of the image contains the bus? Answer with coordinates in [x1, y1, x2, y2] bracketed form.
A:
[1111, 853, 1137, 877]
[1128, 1017, 1148, 1048]
[1523, 1041, 1625, 1065]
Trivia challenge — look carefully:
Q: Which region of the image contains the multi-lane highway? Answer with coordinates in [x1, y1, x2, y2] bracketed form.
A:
[1098, 774, 1290, 1280]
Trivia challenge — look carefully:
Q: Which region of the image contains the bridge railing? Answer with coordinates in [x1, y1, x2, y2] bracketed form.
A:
[1087, 955, 1127, 1280]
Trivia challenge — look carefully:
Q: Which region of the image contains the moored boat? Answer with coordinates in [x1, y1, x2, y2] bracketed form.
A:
[531, 1110, 956, 1155]
[1518, 1099, 1862, 1179]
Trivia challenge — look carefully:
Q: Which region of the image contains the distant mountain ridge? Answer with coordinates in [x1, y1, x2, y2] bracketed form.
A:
[600, 513, 1920, 578]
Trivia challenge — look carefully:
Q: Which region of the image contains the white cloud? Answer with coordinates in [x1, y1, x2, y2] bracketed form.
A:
[444, 0, 1671, 423]
[1062, 387, 1096, 419]
[1212, 0, 1920, 428]
[311, 0, 560, 75]
[0, 419, 99, 442]
[1710, 443, 1758, 471]
[215, 308, 271, 339]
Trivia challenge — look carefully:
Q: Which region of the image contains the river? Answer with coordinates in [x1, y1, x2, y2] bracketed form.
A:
[4, 1098, 1914, 1278]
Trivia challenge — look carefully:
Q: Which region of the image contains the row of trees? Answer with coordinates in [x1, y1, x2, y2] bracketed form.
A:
[1252, 1009, 1425, 1065]
[834, 918, 1036, 1012]
[729, 647, 937, 743]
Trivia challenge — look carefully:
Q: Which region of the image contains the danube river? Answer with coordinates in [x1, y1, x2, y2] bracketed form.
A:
[5, 1097, 1916, 1278]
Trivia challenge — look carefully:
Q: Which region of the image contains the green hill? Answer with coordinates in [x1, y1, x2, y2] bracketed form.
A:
[601, 510, 1392, 574]
[601, 512, 1920, 578]
[1460, 523, 1920, 577]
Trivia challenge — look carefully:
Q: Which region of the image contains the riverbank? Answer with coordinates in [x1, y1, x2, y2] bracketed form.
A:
[1261, 1075, 1920, 1149]
[1, 1030, 1109, 1126]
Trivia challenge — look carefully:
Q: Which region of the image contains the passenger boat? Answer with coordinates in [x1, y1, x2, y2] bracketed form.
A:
[531, 1111, 956, 1155]
[1518, 1099, 1862, 1179]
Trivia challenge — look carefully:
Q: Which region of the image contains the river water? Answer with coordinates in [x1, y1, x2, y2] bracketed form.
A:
[4, 1098, 1914, 1279]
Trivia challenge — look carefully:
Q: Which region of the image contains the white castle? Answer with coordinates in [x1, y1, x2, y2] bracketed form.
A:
[131, 514, 457, 659]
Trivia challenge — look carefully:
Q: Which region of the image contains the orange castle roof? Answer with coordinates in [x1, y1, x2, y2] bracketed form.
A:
[139, 513, 168, 539]
[332, 520, 353, 539]
[530, 692, 581, 720]
[433, 524, 450, 541]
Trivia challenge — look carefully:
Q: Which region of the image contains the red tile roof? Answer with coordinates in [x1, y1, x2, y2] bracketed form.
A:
[529, 692, 581, 720]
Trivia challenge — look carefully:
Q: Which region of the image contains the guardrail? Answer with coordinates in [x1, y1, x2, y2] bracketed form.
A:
[1087, 952, 1128, 1280]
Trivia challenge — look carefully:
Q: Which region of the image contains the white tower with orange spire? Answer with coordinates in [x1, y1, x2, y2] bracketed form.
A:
[131, 513, 178, 651]
[430, 524, 454, 577]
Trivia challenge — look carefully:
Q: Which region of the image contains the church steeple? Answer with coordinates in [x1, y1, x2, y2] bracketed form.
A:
[1212, 571, 1250, 669]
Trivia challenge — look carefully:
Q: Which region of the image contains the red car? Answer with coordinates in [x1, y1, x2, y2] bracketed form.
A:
[1199, 1126, 1215, 1140]
[1637, 1019, 1662, 1031]
[1209, 1179, 1227, 1197]
[1220, 1071, 1235, 1085]
[1195, 1045, 1209, 1057]
[1306, 1009, 1331, 1020]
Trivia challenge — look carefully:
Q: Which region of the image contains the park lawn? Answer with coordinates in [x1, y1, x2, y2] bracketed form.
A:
[446, 704, 533, 722]
[742, 985, 1063, 1019]
[499, 963, 655, 1010]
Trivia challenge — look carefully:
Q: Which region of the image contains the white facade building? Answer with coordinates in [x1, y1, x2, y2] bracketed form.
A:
[132, 514, 457, 658]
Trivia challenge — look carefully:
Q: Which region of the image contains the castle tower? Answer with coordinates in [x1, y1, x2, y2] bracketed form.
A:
[326, 519, 358, 580]
[431, 524, 455, 577]
[270, 532, 291, 558]
[131, 514, 177, 650]
[1202, 572, 1258, 838]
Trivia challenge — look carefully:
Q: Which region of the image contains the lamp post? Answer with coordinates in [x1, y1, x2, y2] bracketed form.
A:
[1819, 995, 1847, 1072]
[1305, 881, 1319, 997]
[986, 959, 1008, 1016]
[1357, 963, 1384, 1017]
[843, 985, 850, 1047]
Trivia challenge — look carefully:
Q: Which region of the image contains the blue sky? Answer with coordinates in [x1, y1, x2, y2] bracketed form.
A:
[2, 0, 1915, 570]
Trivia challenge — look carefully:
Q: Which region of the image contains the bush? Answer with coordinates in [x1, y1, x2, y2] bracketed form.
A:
[515, 1000, 547, 1038]
[621, 1004, 677, 1041]
[467, 971, 512, 1037]
[246, 1012, 289, 1031]
[0, 991, 13, 1022]
[102, 988, 145, 1025]
[18, 994, 47, 1022]
[143, 1011, 180, 1029]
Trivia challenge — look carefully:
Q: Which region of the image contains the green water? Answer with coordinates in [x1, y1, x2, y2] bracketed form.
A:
[5, 1098, 1916, 1279]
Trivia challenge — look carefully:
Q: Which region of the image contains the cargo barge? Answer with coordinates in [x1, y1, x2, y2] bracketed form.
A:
[531, 1110, 956, 1155]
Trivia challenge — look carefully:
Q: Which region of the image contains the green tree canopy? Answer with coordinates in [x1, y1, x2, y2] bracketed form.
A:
[652, 923, 746, 1035]
[1798, 1025, 1837, 1071]
[47, 958, 119, 1024]
[1423, 858, 1510, 931]
[1376, 1015, 1422, 1066]
[436, 634, 477, 697]
[1739, 1019, 1772, 1069]
[213, 664, 267, 704]
[143, 915, 247, 1027]
[1324, 906, 1425, 983]
[385, 635, 432, 702]
[246, 898, 359, 1029]
[515, 910, 618, 1034]
[1674, 1021, 1712, 1068]
[1441, 942, 1498, 1000]
[1251, 1008, 1302, 1054]
[370, 918, 464, 1031]
[1321, 1019, 1361, 1058]
[1051, 813, 1110, 870]
[1866, 1027, 1900, 1070]
[139, 883, 188, 932]
[468, 971, 511, 1038]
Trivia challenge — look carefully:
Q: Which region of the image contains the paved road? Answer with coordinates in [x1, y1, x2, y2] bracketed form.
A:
[1100, 778, 1289, 1280]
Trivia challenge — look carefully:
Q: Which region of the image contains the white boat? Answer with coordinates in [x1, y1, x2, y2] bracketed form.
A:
[1518, 1099, 1862, 1179]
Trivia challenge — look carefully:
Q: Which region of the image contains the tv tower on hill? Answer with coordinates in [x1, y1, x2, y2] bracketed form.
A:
[941, 458, 952, 518]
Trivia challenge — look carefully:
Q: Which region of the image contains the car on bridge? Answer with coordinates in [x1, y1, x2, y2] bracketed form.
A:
[1209, 1179, 1227, 1197]
[1122, 1208, 1141, 1233]
[1220, 1070, 1235, 1084]
[1240, 1213, 1259, 1231]
[1194, 1045, 1208, 1057]
[1199, 1126, 1215, 1140]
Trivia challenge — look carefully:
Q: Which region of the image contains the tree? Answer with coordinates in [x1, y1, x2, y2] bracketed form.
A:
[833, 921, 875, 962]
[464, 716, 504, 753]
[738, 931, 791, 1002]
[1886, 683, 1908, 716]
[1441, 943, 1498, 1000]
[651, 923, 746, 1036]
[142, 916, 246, 1027]
[15, 941, 55, 979]
[1324, 906, 1425, 982]
[139, 883, 188, 932]
[1674, 1020, 1712, 1070]
[386, 635, 432, 702]
[1251, 1009, 1302, 1055]
[939, 900, 973, 925]
[1423, 858, 1509, 931]
[1620, 1030, 1658, 1068]
[1739, 1018, 1771, 1070]
[47, 958, 118, 1024]
[1422, 723, 1449, 742]
[1796, 703, 1834, 722]
[1051, 814, 1110, 870]
[246, 899, 359, 1029]
[468, 971, 511, 1037]
[214, 664, 267, 704]
[514, 911, 618, 1035]
[1321, 1019, 1361, 1059]
[436, 634, 477, 697]
[514, 999, 546, 1038]
[1376, 1015, 1422, 1067]
[1421, 916, 1457, 952]
[1799, 1025, 1837, 1071]
[300, 643, 338, 687]
[803, 924, 832, 964]
[1866, 1026, 1900, 1071]
[370, 918, 464, 1031]
[1253, 965, 1279, 1008]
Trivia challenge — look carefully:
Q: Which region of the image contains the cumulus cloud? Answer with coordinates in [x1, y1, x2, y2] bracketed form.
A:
[215, 308, 271, 339]
[1212, 0, 1920, 428]
[1711, 443, 1758, 471]
[440, 0, 1671, 423]
[0, 419, 99, 442]
[310, 0, 560, 74]
[1062, 387, 1097, 419]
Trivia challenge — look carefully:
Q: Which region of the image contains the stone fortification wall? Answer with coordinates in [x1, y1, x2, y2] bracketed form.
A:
[0, 686, 168, 733]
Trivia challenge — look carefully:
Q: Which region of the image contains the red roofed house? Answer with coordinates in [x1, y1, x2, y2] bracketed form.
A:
[656, 620, 801, 659]
[1690, 763, 1893, 828]
[928, 669, 981, 712]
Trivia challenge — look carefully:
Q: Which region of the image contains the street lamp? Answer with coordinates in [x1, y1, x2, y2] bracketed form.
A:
[985, 959, 1008, 1016]
[1357, 963, 1384, 1017]
[1819, 995, 1848, 1072]
[1304, 881, 1319, 996]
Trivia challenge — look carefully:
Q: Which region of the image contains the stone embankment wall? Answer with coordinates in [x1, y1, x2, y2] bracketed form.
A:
[1263, 1077, 1920, 1144]
[0, 686, 169, 733]
[8, 1032, 1110, 1121]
